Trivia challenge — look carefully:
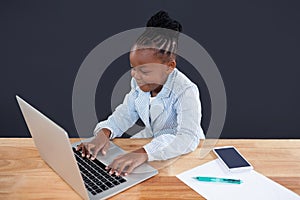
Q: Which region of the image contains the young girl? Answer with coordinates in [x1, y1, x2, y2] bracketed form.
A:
[77, 10, 205, 176]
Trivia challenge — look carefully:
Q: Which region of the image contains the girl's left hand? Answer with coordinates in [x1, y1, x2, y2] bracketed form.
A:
[106, 148, 148, 176]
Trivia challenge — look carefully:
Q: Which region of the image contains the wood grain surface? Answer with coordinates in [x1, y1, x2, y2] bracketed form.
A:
[0, 138, 299, 199]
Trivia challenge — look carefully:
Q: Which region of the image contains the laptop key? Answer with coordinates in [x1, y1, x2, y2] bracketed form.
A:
[119, 178, 126, 183]
[92, 185, 98, 190]
[108, 177, 114, 182]
[99, 177, 107, 182]
[78, 159, 84, 165]
[90, 162, 97, 169]
[86, 171, 93, 179]
[86, 185, 93, 191]
[100, 184, 109, 191]
[79, 165, 84, 171]
[94, 166, 101, 171]
[85, 165, 92, 171]
[85, 179, 91, 184]
[74, 155, 80, 161]
[92, 177, 99, 183]
[95, 180, 104, 185]
[105, 182, 114, 188]
[95, 188, 102, 193]
[88, 182, 95, 187]
[91, 191, 97, 195]
[112, 180, 120, 185]
[104, 174, 111, 179]
[115, 176, 126, 181]
[100, 171, 108, 177]
[90, 168, 97, 174]
[94, 171, 101, 178]
[82, 175, 88, 181]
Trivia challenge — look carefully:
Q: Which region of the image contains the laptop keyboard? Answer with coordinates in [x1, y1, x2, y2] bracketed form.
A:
[72, 147, 127, 195]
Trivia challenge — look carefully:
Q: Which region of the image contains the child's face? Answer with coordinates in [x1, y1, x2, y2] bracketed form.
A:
[130, 49, 176, 94]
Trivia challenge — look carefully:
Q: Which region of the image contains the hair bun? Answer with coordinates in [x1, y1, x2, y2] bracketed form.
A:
[146, 10, 182, 32]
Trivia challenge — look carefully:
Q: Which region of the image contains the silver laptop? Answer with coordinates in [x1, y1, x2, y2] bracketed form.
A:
[16, 95, 158, 200]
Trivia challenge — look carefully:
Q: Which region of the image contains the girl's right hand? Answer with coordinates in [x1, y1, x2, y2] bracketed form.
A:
[76, 128, 111, 160]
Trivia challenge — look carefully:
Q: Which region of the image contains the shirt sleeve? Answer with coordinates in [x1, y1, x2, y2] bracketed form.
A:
[93, 80, 139, 139]
[143, 85, 205, 161]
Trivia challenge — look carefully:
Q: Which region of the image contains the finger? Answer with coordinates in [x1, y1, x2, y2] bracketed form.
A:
[107, 158, 122, 175]
[91, 146, 101, 160]
[81, 143, 87, 157]
[76, 143, 84, 151]
[118, 160, 132, 176]
[124, 162, 137, 175]
[107, 161, 118, 175]
[82, 143, 91, 157]
[105, 154, 124, 171]
[101, 142, 110, 156]
[105, 156, 117, 170]
[108, 166, 116, 175]
[85, 144, 94, 158]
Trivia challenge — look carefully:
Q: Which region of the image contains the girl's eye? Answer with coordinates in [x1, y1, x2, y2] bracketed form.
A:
[141, 70, 151, 74]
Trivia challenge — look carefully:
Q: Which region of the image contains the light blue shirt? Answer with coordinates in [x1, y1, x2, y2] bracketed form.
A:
[94, 68, 205, 161]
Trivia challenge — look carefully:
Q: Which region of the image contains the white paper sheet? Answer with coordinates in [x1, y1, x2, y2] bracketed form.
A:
[176, 159, 300, 200]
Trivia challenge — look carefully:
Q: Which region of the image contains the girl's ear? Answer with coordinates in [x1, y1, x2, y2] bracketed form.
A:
[167, 59, 176, 73]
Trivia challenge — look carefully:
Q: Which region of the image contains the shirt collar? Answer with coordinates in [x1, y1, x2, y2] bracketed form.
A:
[156, 68, 177, 99]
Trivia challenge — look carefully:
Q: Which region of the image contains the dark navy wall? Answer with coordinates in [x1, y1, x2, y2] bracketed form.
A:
[1, 0, 300, 138]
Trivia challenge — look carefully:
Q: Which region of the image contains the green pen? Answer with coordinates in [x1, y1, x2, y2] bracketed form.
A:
[193, 176, 242, 184]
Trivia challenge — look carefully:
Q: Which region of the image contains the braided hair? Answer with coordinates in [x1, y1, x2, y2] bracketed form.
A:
[134, 11, 183, 62]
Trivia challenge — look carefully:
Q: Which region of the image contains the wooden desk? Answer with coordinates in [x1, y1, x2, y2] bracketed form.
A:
[0, 139, 299, 199]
